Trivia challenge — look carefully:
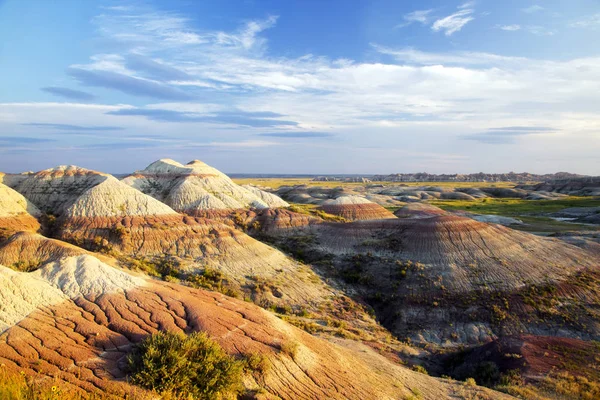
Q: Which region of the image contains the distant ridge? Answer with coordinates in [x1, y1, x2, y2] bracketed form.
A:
[316, 172, 586, 183]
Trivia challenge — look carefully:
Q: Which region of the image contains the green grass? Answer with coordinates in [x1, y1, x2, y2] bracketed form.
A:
[429, 196, 600, 216]
[429, 196, 600, 233]
[287, 204, 347, 222]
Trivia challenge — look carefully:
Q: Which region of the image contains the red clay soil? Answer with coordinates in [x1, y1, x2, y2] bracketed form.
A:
[0, 231, 101, 267]
[0, 215, 40, 241]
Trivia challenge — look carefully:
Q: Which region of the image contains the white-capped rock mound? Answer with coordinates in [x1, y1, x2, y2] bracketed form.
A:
[7, 165, 178, 219]
[122, 159, 288, 213]
[0, 265, 66, 333]
[65, 177, 178, 218]
[35, 254, 145, 300]
[8, 165, 110, 215]
[0, 183, 41, 238]
[319, 195, 396, 221]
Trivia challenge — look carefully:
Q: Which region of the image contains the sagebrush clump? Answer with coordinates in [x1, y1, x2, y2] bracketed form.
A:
[127, 331, 243, 399]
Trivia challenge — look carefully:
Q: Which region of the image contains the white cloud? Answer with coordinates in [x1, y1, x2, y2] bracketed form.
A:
[458, 1, 476, 9]
[570, 13, 600, 29]
[396, 9, 434, 28]
[522, 5, 544, 14]
[528, 26, 556, 36]
[499, 24, 521, 31]
[373, 45, 525, 65]
[432, 9, 475, 36]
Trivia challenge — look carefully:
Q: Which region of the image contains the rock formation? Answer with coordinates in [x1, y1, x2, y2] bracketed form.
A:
[265, 209, 600, 345]
[121, 159, 289, 213]
[319, 195, 396, 221]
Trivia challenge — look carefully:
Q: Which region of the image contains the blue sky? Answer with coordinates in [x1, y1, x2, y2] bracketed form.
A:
[1, 0, 599, 174]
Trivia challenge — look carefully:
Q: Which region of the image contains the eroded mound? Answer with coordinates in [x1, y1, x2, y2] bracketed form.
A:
[122, 159, 289, 212]
[6, 165, 109, 215]
[270, 214, 600, 345]
[320, 196, 396, 221]
[65, 177, 178, 218]
[395, 203, 448, 219]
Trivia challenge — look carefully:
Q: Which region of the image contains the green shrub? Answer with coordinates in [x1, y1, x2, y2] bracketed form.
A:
[279, 341, 299, 359]
[127, 331, 243, 399]
[411, 365, 428, 375]
[465, 377, 477, 387]
[244, 352, 270, 374]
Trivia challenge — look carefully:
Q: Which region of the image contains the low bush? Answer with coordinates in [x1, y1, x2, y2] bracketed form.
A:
[127, 331, 243, 399]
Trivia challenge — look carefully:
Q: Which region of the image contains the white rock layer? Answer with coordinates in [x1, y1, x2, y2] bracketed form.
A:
[0, 265, 67, 333]
[34, 255, 145, 299]
[65, 177, 178, 217]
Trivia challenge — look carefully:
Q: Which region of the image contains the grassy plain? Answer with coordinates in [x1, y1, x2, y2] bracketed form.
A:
[232, 177, 519, 190]
[430, 197, 600, 233]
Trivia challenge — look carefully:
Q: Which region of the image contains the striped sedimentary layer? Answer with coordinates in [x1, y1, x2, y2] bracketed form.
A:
[320, 196, 397, 221]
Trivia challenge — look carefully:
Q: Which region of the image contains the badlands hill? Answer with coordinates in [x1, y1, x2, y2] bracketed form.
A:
[122, 159, 289, 214]
[4, 165, 176, 218]
[0, 234, 507, 399]
[319, 195, 396, 221]
[3, 165, 393, 340]
[256, 203, 600, 346]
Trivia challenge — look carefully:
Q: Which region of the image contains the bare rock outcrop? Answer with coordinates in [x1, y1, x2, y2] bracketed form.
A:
[122, 159, 288, 213]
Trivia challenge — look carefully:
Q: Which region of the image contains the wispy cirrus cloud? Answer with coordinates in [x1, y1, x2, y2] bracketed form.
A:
[258, 132, 334, 138]
[432, 8, 475, 36]
[0, 136, 56, 146]
[463, 126, 559, 144]
[67, 67, 194, 100]
[498, 24, 521, 31]
[570, 13, 600, 29]
[107, 108, 298, 127]
[23, 122, 123, 131]
[527, 26, 556, 36]
[522, 5, 544, 14]
[373, 44, 524, 65]
[395, 9, 434, 28]
[41, 86, 96, 102]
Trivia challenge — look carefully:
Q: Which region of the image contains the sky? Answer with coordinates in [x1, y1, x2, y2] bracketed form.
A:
[1, 0, 600, 175]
